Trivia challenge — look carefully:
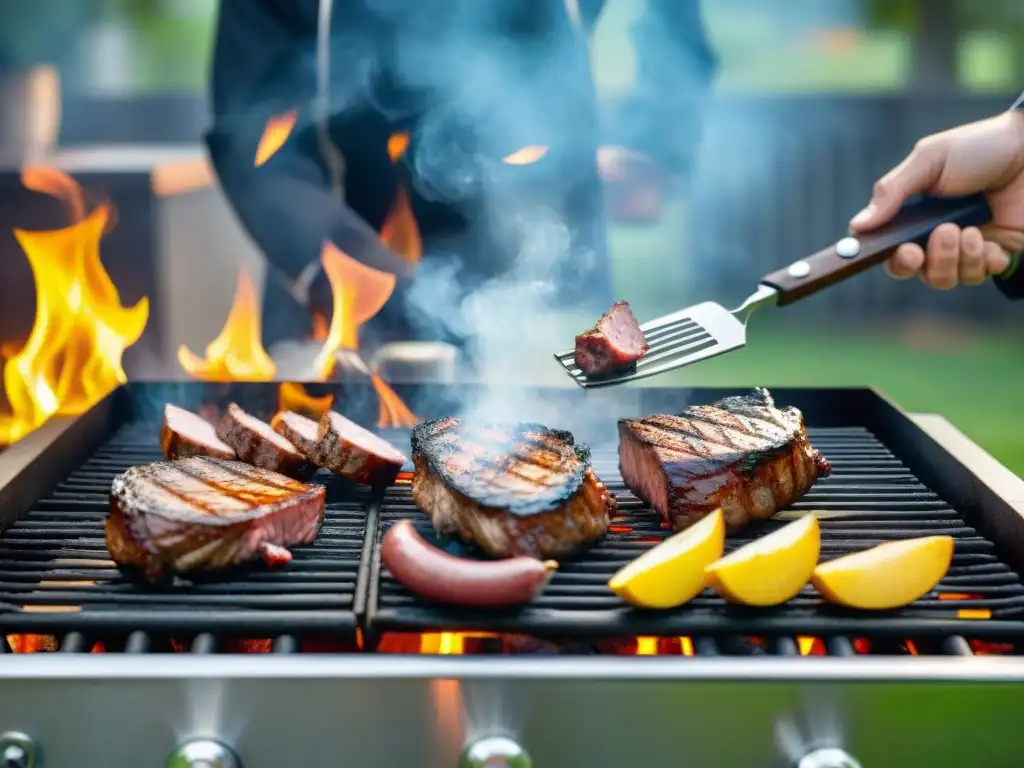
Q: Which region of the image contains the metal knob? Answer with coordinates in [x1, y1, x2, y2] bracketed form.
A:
[165, 739, 242, 768]
[0, 732, 42, 768]
[459, 736, 532, 768]
[798, 747, 862, 768]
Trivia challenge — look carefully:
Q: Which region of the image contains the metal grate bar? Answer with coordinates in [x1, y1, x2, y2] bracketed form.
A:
[124, 631, 150, 654]
[370, 427, 1024, 639]
[272, 635, 298, 654]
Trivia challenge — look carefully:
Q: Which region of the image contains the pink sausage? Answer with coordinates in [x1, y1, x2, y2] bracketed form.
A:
[381, 520, 557, 608]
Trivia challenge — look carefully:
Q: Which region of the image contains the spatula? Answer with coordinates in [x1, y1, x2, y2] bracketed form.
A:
[555, 193, 991, 388]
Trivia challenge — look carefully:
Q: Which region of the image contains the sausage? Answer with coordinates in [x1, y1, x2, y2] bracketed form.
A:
[381, 520, 558, 608]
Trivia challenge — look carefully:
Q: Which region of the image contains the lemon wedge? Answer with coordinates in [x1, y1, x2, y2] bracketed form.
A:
[705, 514, 820, 606]
[811, 535, 954, 610]
[608, 509, 725, 609]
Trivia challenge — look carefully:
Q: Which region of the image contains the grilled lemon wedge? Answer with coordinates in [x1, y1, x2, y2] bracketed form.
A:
[705, 514, 820, 607]
[608, 509, 725, 609]
[811, 535, 954, 610]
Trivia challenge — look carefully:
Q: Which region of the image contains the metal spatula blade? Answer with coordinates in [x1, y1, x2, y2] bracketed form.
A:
[554, 193, 992, 388]
[554, 286, 776, 388]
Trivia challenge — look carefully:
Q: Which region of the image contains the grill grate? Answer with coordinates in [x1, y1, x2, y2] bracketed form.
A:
[0, 423, 369, 641]
[369, 427, 1024, 640]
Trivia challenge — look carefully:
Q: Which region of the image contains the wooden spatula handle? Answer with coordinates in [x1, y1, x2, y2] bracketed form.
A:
[760, 194, 992, 306]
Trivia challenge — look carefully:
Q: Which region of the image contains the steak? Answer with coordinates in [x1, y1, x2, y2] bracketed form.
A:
[216, 403, 316, 479]
[574, 300, 648, 375]
[161, 404, 236, 461]
[107, 456, 326, 582]
[411, 417, 616, 559]
[618, 388, 832, 532]
[311, 410, 407, 486]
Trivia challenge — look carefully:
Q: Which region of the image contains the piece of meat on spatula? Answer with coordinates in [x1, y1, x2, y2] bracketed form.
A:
[107, 456, 326, 582]
[411, 417, 616, 559]
[618, 387, 832, 533]
[574, 300, 649, 375]
[216, 403, 316, 480]
[161, 403, 236, 461]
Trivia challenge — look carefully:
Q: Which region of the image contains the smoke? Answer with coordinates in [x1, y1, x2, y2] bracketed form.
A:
[306, 2, 719, 435]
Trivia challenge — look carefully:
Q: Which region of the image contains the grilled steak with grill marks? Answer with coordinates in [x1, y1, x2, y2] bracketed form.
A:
[574, 300, 648, 375]
[411, 417, 616, 559]
[107, 456, 326, 582]
[618, 388, 831, 532]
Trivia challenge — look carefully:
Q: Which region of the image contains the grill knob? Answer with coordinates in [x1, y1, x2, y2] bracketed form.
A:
[165, 739, 242, 768]
[0, 732, 42, 768]
[459, 736, 532, 768]
[798, 747, 862, 768]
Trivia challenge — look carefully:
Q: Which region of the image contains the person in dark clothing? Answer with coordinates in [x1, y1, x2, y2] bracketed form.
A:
[204, 0, 717, 354]
[850, 95, 1024, 300]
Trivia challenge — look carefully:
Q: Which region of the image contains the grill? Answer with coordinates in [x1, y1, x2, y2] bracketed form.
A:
[1, 383, 1024, 768]
[371, 431, 1024, 644]
[0, 382, 1022, 659]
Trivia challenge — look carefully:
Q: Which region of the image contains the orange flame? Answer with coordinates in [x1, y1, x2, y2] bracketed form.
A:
[0, 167, 149, 445]
[372, 374, 418, 429]
[387, 132, 410, 163]
[254, 109, 298, 167]
[278, 382, 333, 419]
[177, 268, 276, 381]
[503, 145, 548, 165]
[380, 183, 423, 266]
[381, 132, 422, 266]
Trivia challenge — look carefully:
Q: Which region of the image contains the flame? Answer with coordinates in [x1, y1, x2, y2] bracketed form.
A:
[503, 145, 548, 165]
[6, 635, 57, 653]
[319, 242, 397, 332]
[797, 637, 826, 656]
[278, 382, 333, 419]
[254, 109, 298, 168]
[0, 167, 149, 445]
[178, 268, 276, 381]
[311, 311, 330, 343]
[380, 132, 422, 266]
[387, 132, 410, 162]
[635, 637, 658, 655]
[371, 374, 418, 429]
[380, 183, 423, 266]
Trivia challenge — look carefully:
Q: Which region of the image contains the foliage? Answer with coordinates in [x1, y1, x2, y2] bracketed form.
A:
[865, 0, 1024, 31]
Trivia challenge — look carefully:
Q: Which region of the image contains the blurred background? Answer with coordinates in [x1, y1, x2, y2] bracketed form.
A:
[0, 0, 1021, 471]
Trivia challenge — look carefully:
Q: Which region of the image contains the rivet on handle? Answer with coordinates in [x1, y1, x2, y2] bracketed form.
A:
[787, 260, 812, 279]
[835, 237, 861, 259]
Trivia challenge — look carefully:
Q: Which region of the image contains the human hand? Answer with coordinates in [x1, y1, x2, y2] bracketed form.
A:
[849, 110, 1024, 289]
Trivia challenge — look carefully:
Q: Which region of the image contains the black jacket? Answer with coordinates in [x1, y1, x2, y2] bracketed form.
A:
[205, 0, 717, 347]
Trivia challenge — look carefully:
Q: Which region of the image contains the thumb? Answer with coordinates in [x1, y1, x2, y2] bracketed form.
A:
[849, 142, 945, 232]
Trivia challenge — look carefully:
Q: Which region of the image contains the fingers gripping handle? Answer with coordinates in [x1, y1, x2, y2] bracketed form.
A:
[760, 194, 992, 306]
